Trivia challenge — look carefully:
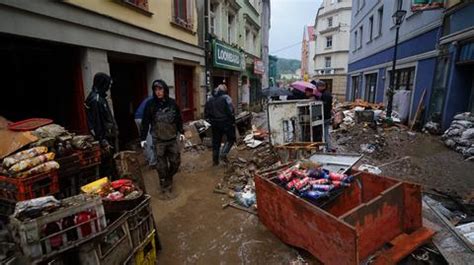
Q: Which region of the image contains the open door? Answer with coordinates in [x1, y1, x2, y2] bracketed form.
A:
[174, 65, 195, 122]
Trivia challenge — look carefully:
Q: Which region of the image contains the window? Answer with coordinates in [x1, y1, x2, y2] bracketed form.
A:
[389, 67, 416, 91]
[173, 0, 194, 30]
[123, 0, 148, 11]
[228, 14, 236, 43]
[359, 26, 363, 48]
[328, 17, 333, 28]
[326, 36, 333, 48]
[364, 73, 377, 103]
[325, 57, 332, 68]
[253, 33, 258, 53]
[378, 7, 383, 36]
[368, 16, 374, 41]
[210, 3, 217, 35]
[246, 29, 252, 52]
[354, 31, 358, 51]
[351, 76, 361, 101]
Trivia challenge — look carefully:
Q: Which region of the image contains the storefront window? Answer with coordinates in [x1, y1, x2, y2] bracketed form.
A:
[428, 55, 450, 122]
[351, 76, 360, 101]
[364, 73, 377, 103]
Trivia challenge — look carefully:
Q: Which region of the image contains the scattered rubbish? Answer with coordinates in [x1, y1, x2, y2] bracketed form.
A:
[235, 189, 256, 208]
[456, 222, 474, 244]
[228, 201, 257, 215]
[360, 143, 376, 153]
[358, 164, 382, 175]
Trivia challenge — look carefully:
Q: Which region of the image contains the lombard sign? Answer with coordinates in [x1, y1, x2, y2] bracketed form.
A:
[254, 59, 264, 75]
[213, 40, 243, 71]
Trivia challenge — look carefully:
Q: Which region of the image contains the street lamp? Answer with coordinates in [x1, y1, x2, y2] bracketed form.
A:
[386, 9, 407, 120]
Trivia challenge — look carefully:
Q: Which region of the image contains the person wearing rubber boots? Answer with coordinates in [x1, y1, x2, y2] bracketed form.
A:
[140, 80, 185, 199]
[205, 84, 236, 166]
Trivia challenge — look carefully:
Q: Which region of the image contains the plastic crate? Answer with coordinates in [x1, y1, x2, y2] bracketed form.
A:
[0, 170, 59, 201]
[9, 194, 107, 263]
[56, 154, 81, 199]
[75, 144, 101, 168]
[128, 230, 156, 265]
[127, 195, 154, 248]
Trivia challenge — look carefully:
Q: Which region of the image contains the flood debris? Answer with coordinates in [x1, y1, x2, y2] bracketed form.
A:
[441, 112, 474, 160]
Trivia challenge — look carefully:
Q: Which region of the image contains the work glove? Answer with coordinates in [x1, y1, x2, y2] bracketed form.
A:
[179, 134, 186, 142]
[140, 141, 146, 148]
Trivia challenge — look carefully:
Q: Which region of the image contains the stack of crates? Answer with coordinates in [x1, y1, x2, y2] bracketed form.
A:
[9, 194, 107, 263]
[56, 153, 81, 199]
[125, 195, 158, 265]
[0, 170, 60, 216]
[75, 143, 102, 190]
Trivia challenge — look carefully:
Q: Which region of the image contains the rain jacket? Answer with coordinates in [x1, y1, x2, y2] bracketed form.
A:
[204, 90, 235, 124]
[84, 73, 118, 143]
[141, 80, 184, 143]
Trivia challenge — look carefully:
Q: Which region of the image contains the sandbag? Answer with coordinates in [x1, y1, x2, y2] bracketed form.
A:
[8, 152, 56, 174]
[2, 146, 48, 169]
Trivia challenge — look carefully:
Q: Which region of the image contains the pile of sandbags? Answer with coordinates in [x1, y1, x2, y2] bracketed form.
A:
[442, 112, 474, 159]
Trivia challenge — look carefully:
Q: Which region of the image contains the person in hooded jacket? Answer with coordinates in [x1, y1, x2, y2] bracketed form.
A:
[140, 80, 185, 199]
[205, 84, 236, 166]
[84, 72, 118, 151]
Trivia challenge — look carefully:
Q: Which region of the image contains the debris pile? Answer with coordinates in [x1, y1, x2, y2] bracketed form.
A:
[333, 99, 385, 130]
[441, 112, 474, 160]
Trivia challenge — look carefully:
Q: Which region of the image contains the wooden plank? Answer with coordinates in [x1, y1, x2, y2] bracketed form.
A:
[255, 175, 358, 265]
[410, 88, 427, 131]
[342, 184, 405, 260]
[402, 182, 423, 232]
[373, 227, 435, 265]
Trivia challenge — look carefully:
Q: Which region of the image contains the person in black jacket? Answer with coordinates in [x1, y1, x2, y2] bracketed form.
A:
[84, 72, 118, 151]
[140, 80, 185, 199]
[205, 84, 236, 166]
[315, 80, 334, 152]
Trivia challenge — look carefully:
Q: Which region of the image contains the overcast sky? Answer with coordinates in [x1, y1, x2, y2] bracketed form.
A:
[270, 0, 321, 60]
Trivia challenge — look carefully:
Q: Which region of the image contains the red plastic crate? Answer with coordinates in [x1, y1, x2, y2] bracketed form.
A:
[0, 170, 59, 201]
[75, 145, 101, 168]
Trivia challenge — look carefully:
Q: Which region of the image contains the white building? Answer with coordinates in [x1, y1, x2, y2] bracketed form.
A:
[313, 0, 352, 101]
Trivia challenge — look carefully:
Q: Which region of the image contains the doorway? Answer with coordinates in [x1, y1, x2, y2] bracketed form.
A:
[364, 73, 377, 103]
[109, 58, 148, 148]
[174, 65, 195, 122]
[0, 34, 86, 133]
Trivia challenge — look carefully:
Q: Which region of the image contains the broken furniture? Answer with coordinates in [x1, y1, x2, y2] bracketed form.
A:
[267, 100, 325, 146]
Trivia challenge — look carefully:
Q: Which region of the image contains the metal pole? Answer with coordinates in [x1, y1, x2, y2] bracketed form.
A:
[386, 25, 400, 119]
[204, 0, 212, 96]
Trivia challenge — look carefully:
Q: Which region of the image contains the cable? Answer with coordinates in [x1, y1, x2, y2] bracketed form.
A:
[270, 41, 303, 54]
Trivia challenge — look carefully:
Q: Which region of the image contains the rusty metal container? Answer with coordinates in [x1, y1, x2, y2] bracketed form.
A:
[255, 168, 423, 265]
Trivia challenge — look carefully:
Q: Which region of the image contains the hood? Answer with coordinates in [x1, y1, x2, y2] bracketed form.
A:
[93, 73, 112, 96]
[151, 79, 170, 101]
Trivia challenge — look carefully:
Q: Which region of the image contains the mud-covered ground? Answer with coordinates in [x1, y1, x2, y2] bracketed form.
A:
[143, 118, 473, 264]
[333, 124, 474, 199]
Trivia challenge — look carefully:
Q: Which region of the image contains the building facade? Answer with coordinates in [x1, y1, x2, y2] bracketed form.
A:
[313, 0, 352, 101]
[0, 0, 205, 147]
[198, 0, 265, 112]
[346, 0, 443, 125]
[301, 26, 315, 80]
[261, 0, 271, 88]
[429, 1, 474, 130]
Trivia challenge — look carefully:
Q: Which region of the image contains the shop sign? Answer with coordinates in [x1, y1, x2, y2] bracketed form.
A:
[254, 59, 265, 75]
[411, 0, 444, 12]
[213, 40, 243, 71]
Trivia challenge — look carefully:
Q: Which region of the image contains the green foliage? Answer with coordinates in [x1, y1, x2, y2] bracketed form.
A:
[275, 57, 301, 76]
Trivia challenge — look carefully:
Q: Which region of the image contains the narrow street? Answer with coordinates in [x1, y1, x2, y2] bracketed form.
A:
[144, 148, 314, 264]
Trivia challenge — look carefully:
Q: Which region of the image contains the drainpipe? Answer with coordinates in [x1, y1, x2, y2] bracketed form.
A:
[204, 0, 212, 96]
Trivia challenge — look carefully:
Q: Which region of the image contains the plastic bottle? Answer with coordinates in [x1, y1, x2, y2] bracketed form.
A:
[309, 179, 330, 185]
[43, 222, 63, 250]
[312, 184, 334, 192]
[302, 190, 329, 200]
[76, 211, 92, 238]
[294, 177, 310, 191]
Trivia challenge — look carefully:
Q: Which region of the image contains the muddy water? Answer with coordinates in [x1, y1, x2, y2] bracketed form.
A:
[144, 149, 317, 265]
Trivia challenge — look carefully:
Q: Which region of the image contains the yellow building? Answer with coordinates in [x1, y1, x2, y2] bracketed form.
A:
[0, 0, 205, 146]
